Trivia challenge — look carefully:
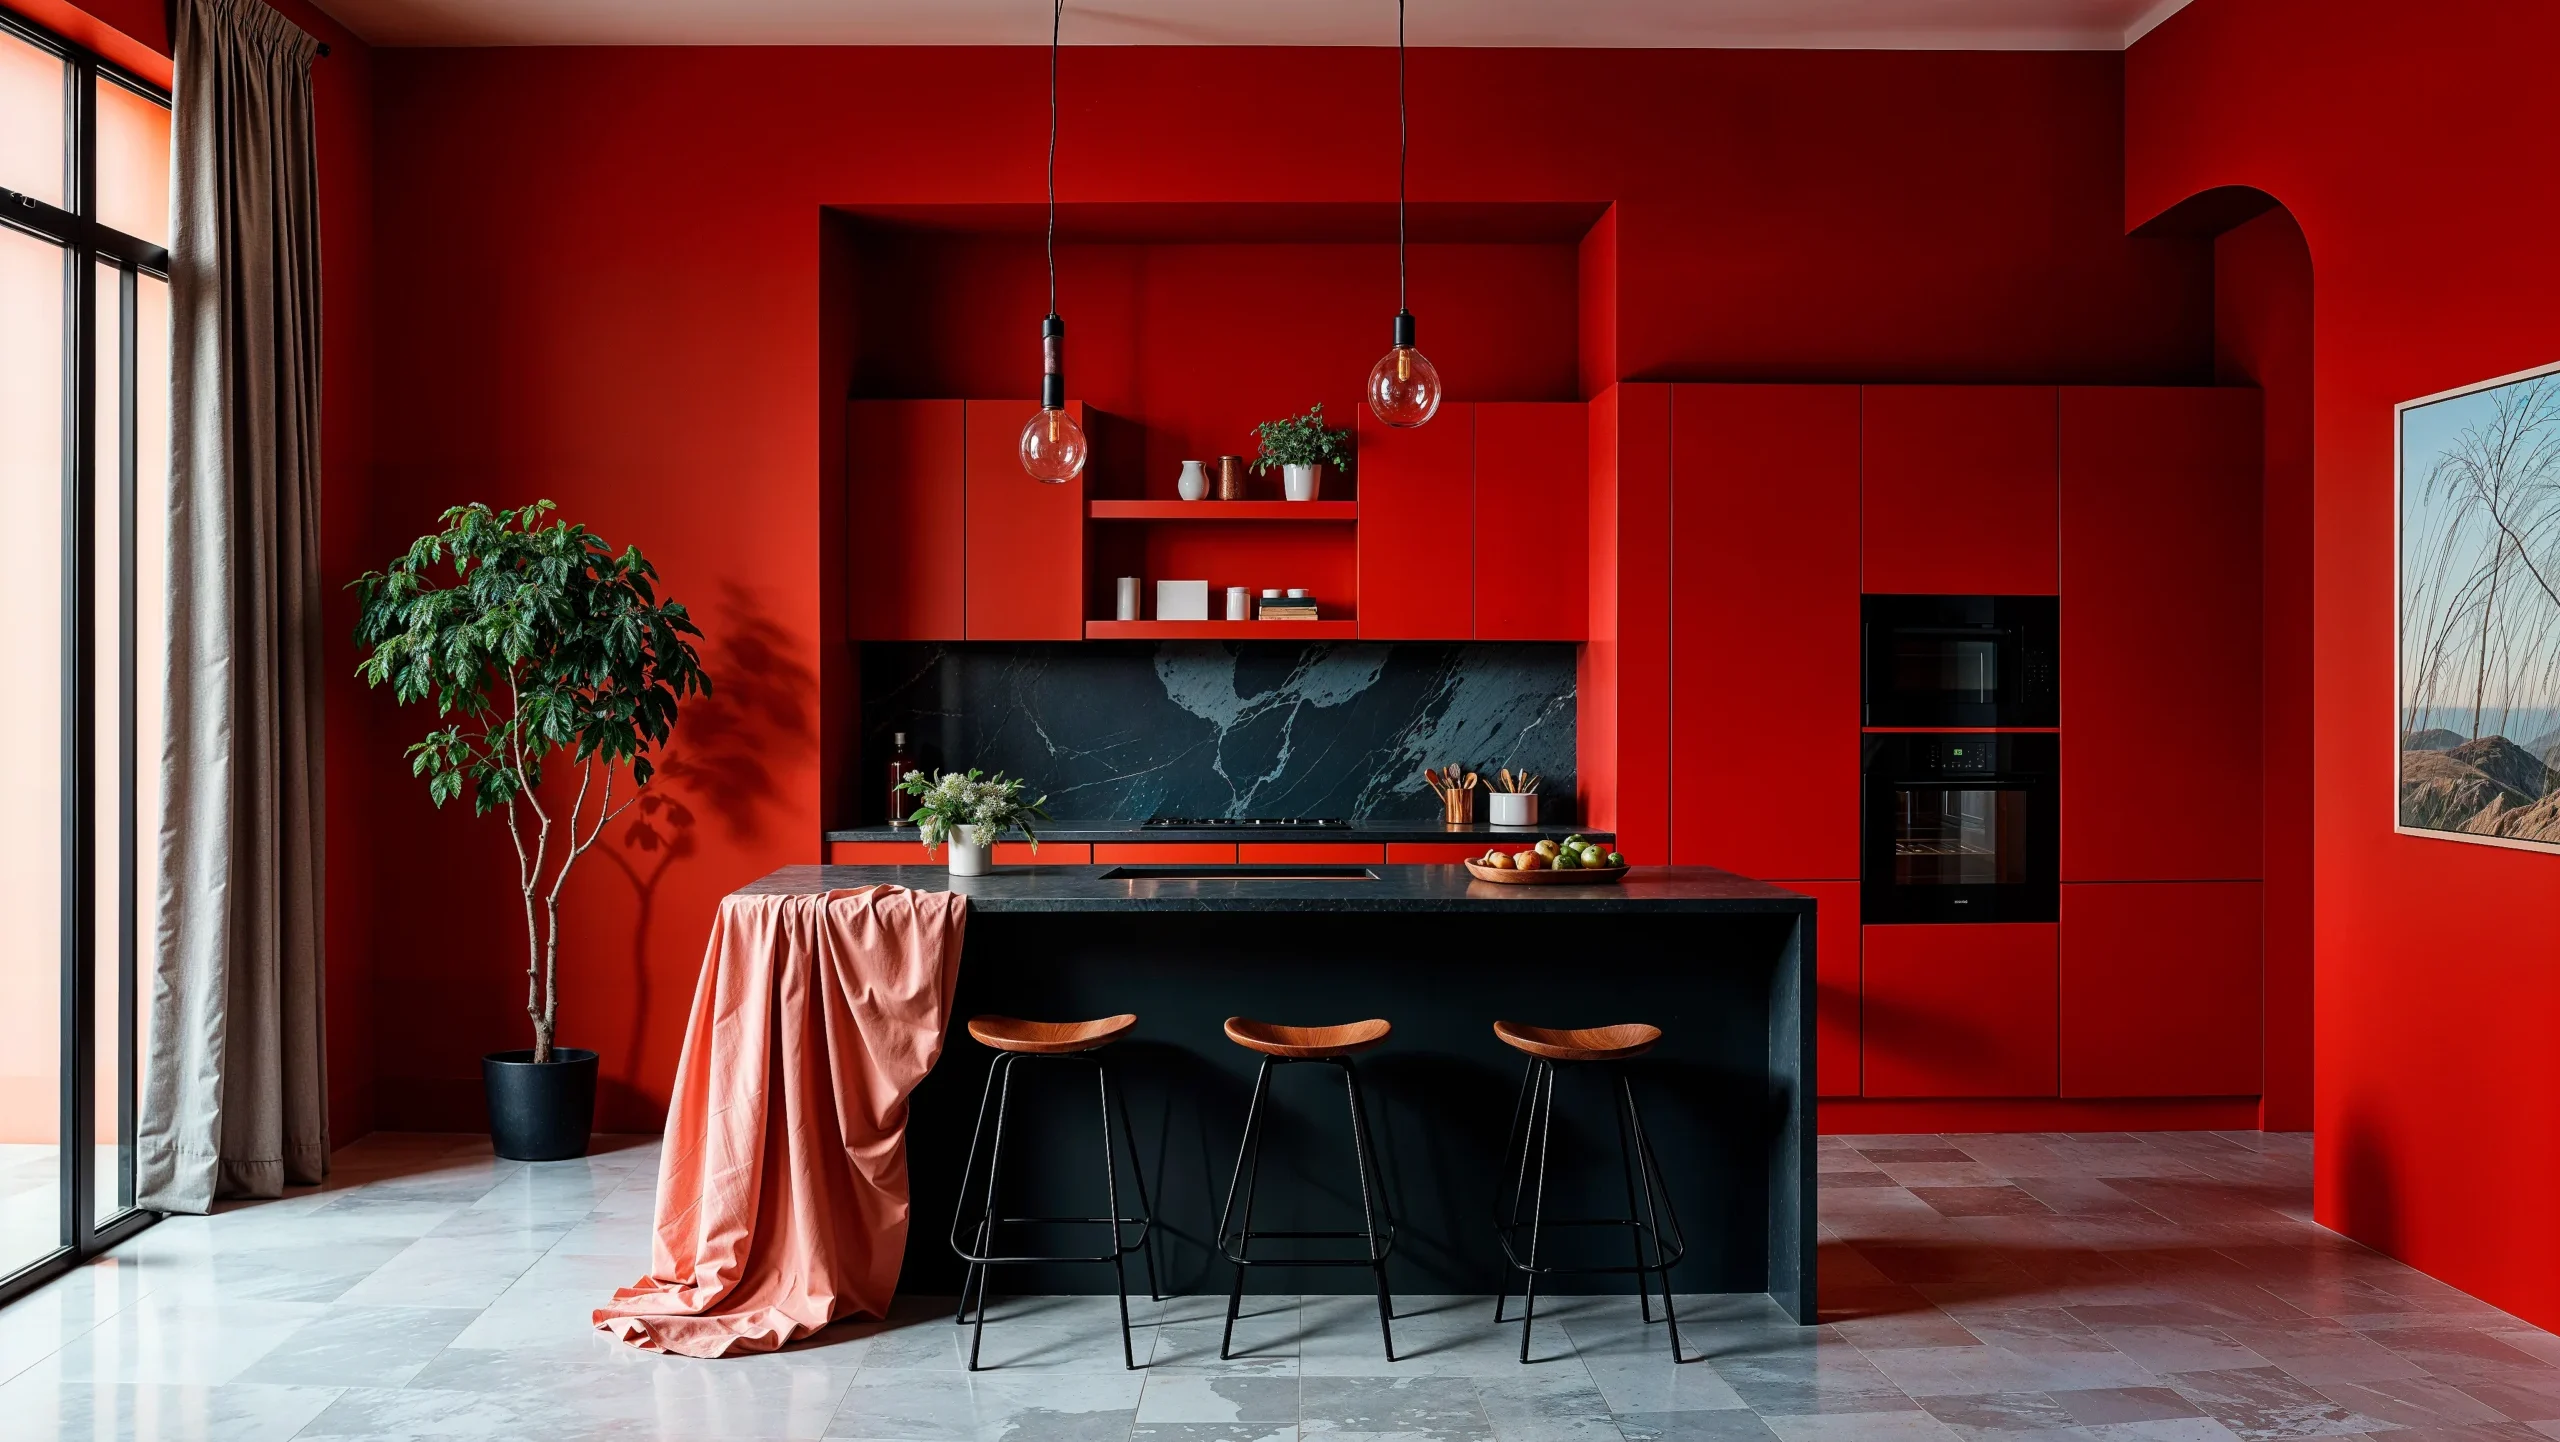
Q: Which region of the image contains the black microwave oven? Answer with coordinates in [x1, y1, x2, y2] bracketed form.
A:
[1862, 594, 2058, 729]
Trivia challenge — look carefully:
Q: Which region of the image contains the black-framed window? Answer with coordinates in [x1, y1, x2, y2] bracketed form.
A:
[0, 2, 170, 1303]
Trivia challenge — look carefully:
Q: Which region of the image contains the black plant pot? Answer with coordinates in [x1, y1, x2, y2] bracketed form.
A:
[481, 1048, 599, 1161]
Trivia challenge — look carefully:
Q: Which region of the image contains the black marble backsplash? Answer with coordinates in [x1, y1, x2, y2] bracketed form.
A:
[858, 642, 1578, 824]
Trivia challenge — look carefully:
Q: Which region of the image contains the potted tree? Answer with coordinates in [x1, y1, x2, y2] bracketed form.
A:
[1250, 403, 1355, 502]
[353, 501, 709, 1161]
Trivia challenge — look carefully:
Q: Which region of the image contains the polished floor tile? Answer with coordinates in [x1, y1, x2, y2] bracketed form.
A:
[0, 1130, 2552, 1439]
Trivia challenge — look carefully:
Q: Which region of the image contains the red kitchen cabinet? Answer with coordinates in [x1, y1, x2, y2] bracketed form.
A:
[1357, 406, 1476, 639]
[827, 841, 1087, 866]
[847, 400, 965, 639]
[963, 400, 1086, 640]
[1475, 404, 1588, 640]
[1237, 843, 1388, 865]
[1862, 923, 2058, 1097]
[1092, 843, 1239, 865]
[1385, 842, 1495, 864]
[1862, 387, 2059, 595]
[2060, 388, 2263, 882]
[1669, 386, 1861, 879]
[2062, 882, 2262, 1097]
[1784, 881, 1862, 1098]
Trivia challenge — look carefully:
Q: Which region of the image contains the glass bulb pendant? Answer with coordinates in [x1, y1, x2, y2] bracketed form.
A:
[1020, 313, 1086, 483]
[1367, 309, 1441, 429]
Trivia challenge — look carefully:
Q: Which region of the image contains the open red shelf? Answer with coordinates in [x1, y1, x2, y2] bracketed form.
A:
[1088, 500, 1357, 522]
[1085, 620, 1357, 641]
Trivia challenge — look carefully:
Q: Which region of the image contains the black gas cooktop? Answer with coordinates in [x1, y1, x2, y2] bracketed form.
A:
[1144, 816, 1352, 829]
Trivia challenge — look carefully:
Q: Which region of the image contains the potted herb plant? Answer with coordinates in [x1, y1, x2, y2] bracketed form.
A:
[898, 768, 1050, 876]
[352, 501, 709, 1161]
[1251, 402, 1355, 502]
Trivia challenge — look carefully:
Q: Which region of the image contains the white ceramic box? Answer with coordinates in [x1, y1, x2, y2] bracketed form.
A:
[1157, 579, 1210, 621]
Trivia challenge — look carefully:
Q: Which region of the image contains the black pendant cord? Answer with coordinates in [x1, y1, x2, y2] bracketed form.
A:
[1396, 0, 1408, 316]
[1047, 0, 1061, 319]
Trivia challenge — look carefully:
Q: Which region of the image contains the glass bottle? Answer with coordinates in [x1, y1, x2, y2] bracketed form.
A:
[886, 731, 916, 826]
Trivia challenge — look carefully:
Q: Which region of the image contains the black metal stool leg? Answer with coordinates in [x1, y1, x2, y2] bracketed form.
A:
[1095, 1059, 1138, 1370]
[1217, 1059, 1275, 1360]
[1341, 1059, 1396, 1362]
[949, 1052, 1006, 1328]
[1109, 1063, 1163, 1302]
[1492, 1056, 1537, 1324]
[1517, 1060, 1558, 1365]
[967, 1053, 1018, 1371]
[1624, 1072, 1694, 1364]
[1610, 1064, 1657, 1324]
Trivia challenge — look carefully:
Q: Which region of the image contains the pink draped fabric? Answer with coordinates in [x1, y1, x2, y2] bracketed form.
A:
[595, 885, 968, 1357]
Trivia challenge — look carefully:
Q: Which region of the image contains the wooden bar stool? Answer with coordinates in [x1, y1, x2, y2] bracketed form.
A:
[949, 1013, 1160, 1370]
[1491, 1020, 1691, 1363]
[1215, 1016, 1400, 1362]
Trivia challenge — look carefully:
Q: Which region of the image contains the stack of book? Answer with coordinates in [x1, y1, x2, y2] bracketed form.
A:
[1256, 595, 1320, 621]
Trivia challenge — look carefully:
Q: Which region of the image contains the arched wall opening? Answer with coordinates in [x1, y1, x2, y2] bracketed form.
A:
[2140, 186, 2316, 1132]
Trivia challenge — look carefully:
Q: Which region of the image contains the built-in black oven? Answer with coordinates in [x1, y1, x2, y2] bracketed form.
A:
[1862, 732, 2058, 924]
[1862, 594, 2058, 728]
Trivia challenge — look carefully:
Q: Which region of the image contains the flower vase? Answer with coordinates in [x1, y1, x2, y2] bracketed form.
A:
[945, 839, 990, 877]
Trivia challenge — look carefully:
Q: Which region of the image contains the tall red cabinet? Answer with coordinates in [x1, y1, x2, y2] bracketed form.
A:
[1862, 386, 2059, 595]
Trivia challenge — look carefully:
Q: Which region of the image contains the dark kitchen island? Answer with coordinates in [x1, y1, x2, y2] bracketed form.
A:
[740, 863, 1817, 1321]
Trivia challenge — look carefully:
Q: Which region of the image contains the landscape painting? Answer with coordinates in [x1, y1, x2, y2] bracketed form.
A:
[2398, 362, 2560, 850]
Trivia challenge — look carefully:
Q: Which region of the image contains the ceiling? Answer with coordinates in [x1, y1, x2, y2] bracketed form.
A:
[309, 0, 2196, 51]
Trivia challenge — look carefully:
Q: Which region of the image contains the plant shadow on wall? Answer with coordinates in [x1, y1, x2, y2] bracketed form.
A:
[353, 501, 710, 1161]
[597, 580, 816, 1091]
[2399, 368, 2560, 848]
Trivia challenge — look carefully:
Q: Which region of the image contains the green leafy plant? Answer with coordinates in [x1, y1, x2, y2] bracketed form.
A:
[897, 768, 1050, 851]
[1250, 403, 1355, 475]
[352, 501, 709, 1063]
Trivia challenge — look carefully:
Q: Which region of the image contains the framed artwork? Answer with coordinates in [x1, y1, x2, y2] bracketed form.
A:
[2397, 359, 2560, 851]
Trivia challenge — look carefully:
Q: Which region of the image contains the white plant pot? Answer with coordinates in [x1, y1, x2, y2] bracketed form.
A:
[1489, 792, 1539, 827]
[945, 839, 990, 877]
[1283, 463, 1321, 502]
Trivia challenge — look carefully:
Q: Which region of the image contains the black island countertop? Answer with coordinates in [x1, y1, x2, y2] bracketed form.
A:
[822, 818, 1611, 845]
[745, 862, 1803, 914]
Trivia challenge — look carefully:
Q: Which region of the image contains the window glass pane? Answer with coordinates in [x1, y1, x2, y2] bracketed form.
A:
[0, 29, 66, 207]
[0, 224, 66, 1271]
[91, 262, 134, 1224]
[93, 76, 169, 249]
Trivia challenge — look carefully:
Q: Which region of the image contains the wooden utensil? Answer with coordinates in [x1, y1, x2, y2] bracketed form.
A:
[1464, 772, 1479, 790]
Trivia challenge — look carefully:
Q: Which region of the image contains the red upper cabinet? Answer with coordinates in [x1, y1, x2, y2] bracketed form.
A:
[1669, 386, 1861, 879]
[1475, 404, 1587, 641]
[1357, 405, 1476, 640]
[1862, 922, 2058, 1097]
[2061, 882, 2263, 1097]
[1862, 386, 2059, 595]
[963, 400, 1086, 640]
[2060, 388, 2262, 881]
[848, 400, 965, 640]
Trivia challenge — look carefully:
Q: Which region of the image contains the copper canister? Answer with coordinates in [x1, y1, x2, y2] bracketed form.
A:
[1216, 455, 1249, 501]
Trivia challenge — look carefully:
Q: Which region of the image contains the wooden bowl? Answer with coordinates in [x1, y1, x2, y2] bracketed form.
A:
[1464, 858, 1630, 885]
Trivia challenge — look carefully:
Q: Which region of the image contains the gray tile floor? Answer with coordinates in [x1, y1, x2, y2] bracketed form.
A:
[0, 1128, 2549, 1439]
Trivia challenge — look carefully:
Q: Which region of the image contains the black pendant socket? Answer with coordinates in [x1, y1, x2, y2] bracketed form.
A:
[1392, 309, 1416, 349]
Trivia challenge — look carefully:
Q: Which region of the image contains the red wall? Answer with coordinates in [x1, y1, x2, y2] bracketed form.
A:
[360, 44, 2212, 1131]
[2131, 0, 2560, 1325]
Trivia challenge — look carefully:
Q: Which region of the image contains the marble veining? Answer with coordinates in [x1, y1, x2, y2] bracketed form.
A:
[860, 642, 1578, 822]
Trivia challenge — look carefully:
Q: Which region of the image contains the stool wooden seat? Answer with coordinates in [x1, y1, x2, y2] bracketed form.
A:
[968, 1013, 1137, 1054]
[1222, 1016, 1391, 1059]
[1492, 1021, 1661, 1063]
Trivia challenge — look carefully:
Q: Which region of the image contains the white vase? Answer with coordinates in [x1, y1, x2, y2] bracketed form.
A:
[1283, 463, 1320, 502]
[1177, 459, 1210, 501]
[945, 839, 990, 877]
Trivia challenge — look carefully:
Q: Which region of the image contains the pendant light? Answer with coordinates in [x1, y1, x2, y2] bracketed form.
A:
[1019, 0, 1088, 483]
[1366, 0, 1441, 429]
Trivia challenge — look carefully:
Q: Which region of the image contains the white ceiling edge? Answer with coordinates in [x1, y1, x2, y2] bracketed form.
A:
[2121, 0, 2196, 45]
[307, 0, 2202, 52]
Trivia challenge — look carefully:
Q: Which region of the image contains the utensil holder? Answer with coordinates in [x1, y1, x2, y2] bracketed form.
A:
[1489, 792, 1537, 826]
[1443, 787, 1476, 824]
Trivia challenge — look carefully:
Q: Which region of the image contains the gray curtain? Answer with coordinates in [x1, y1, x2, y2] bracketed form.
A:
[138, 0, 327, 1214]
